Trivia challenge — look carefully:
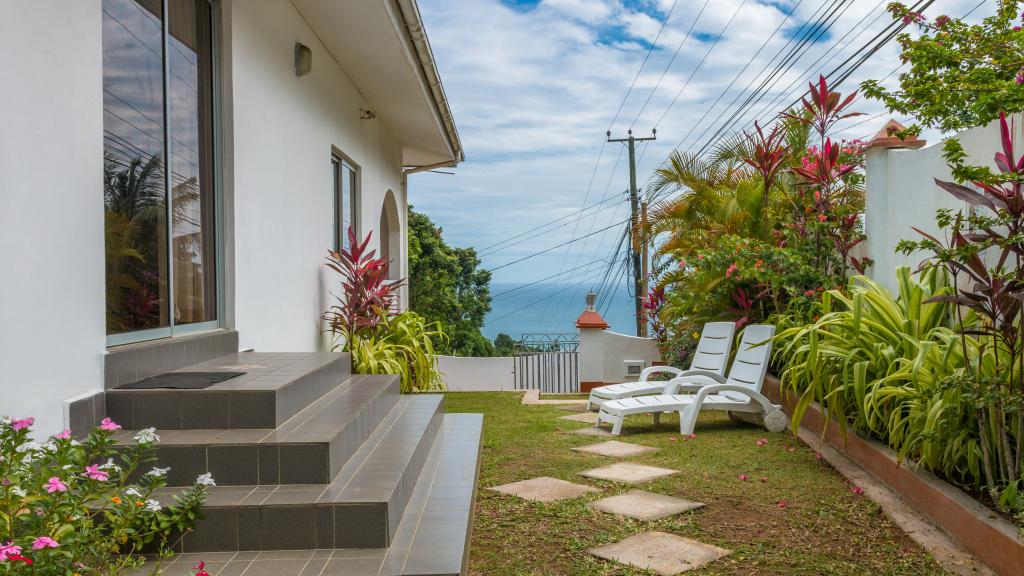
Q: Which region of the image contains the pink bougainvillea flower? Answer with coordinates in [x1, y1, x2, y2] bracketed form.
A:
[687, 433, 697, 439]
[778, 499, 788, 509]
[99, 417, 121, 431]
[759, 477, 769, 483]
[45, 477, 67, 493]
[10, 417, 34, 431]
[0, 543, 21, 561]
[852, 486, 864, 496]
[7, 555, 31, 565]
[668, 436, 678, 441]
[815, 452, 823, 460]
[194, 561, 210, 576]
[31, 537, 58, 550]
[83, 465, 109, 482]
[755, 438, 768, 447]
[738, 474, 749, 481]
[53, 429, 71, 440]
[725, 263, 739, 279]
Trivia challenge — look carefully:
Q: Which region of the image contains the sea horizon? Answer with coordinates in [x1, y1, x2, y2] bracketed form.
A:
[482, 281, 640, 342]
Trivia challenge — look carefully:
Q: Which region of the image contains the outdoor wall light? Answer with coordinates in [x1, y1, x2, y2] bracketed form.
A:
[360, 109, 377, 120]
[295, 43, 312, 77]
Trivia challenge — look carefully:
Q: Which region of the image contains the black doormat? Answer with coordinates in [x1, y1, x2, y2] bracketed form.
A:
[117, 371, 245, 390]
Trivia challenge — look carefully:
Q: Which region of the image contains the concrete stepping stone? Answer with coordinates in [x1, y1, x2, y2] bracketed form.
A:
[588, 490, 704, 521]
[570, 426, 628, 438]
[588, 531, 730, 575]
[572, 440, 657, 458]
[579, 462, 678, 484]
[559, 412, 599, 424]
[488, 476, 599, 502]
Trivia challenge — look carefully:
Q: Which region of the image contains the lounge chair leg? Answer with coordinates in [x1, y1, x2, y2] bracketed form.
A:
[611, 416, 623, 436]
[652, 412, 661, 427]
[678, 407, 698, 435]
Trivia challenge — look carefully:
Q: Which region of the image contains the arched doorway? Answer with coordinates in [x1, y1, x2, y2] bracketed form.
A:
[379, 190, 401, 281]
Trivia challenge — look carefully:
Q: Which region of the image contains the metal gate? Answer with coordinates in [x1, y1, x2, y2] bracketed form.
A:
[512, 333, 579, 393]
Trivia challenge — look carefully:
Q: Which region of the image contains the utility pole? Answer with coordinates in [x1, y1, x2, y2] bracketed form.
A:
[607, 129, 656, 337]
[640, 201, 650, 338]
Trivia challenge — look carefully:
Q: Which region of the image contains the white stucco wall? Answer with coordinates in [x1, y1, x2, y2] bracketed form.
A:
[227, 0, 409, 353]
[865, 117, 1022, 292]
[0, 1, 106, 434]
[578, 327, 661, 385]
[437, 356, 515, 391]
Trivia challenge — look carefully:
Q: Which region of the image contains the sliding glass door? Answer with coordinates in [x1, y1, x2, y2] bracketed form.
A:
[102, 0, 218, 344]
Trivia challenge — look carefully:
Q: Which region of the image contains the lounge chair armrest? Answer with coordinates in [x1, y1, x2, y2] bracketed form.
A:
[638, 365, 683, 382]
[674, 370, 727, 383]
[691, 384, 778, 413]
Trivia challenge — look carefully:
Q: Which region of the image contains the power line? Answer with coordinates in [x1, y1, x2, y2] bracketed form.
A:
[486, 218, 630, 273]
[491, 258, 612, 300]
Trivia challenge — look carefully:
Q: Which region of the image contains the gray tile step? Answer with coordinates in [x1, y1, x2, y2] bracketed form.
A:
[114, 374, 400, 486]
[381, 413, 482, 576]
[106, 352, 352, 429]
[153, 394, 447, 552]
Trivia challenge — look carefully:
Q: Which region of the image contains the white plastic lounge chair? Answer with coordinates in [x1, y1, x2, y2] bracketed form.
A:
[586, 322, 736, 411]
[595, 324, 785, 436]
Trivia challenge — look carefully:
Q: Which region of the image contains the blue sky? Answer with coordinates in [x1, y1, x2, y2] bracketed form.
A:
[412, 0, 989, 300]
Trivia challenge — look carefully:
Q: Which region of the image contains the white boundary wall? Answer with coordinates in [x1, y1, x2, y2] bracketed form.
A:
[438, 356, 515, 391]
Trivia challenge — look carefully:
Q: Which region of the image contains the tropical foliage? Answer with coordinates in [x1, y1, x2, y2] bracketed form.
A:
[648, 76, 869, 363]
[407, 208, 495, 357]
[861, 1, 1024, 134]
[324, 228, 447, 393]
[0, 416, 208, 574]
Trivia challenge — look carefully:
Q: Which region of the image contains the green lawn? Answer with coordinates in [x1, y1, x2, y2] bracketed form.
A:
[444, 392, 947, 576]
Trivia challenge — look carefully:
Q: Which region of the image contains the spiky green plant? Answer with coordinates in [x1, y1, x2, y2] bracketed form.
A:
[349, 311, 447, 393]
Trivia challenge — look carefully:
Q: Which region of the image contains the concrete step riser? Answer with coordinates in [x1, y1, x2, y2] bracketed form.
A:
[175, 401, 444, 552]
[105, 356, 351, 429]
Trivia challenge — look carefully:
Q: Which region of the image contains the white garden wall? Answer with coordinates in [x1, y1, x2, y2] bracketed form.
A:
[437, 356, 515, 391]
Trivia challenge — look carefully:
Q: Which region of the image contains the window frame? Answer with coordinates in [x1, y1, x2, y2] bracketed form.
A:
[331, 149, 360, 252]
[105, 0, 223, 347]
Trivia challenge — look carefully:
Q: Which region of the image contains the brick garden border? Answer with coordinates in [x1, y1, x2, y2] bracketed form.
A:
[764, 375, 1023, 576]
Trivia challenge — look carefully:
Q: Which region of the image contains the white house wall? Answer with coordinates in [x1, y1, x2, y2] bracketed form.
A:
[227, 0, 408, 353]
[0, 1, 106, 435]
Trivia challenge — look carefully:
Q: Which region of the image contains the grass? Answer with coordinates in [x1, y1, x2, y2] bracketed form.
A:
[444, 392, 948, 576]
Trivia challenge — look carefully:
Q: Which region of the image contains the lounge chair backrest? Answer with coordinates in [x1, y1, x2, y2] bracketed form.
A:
[688, 322, 735, 375]
[723, 324, 775, 399]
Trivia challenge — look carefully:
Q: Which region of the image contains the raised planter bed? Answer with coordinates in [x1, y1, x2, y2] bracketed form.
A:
[764, 374, 1024, 576]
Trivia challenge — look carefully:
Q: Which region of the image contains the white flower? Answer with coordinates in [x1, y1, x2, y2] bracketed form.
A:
[41, 441, 57, 452]
[0, 416, 10, 426]
[195, 473, 216, 487]
[99, 458, 121, 472]
[61, 464, 75, 470]
[124, 487, 142, 497]
[134, 428, 159, 444]
[16, 441, 42, 453]
[11, 487, 26, 498]
[146, 467, 170, 478]
[144, 499, 161, 512]
[69, 439, 81, 447]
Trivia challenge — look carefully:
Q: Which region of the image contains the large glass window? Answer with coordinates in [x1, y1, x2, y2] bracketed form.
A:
[332, 154, 358, 251]
[102, 0, 216, 339]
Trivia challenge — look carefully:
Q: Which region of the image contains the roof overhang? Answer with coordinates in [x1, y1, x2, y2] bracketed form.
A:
[291, 0, 463, 168]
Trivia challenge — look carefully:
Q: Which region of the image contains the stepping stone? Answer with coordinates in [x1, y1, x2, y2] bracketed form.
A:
[572, 441, 657, 458]
[559, 412, 599, 424]
[488, 476, 599, 502]
[588, 490, 705, 521]
[570, 426, 629, 438]
[588, 531, 730, 575]
[579, 462, 678, 484]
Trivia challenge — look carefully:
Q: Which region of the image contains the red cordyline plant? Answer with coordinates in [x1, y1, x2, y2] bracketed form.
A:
[741, 120, 787, 212]
[898, 112, 1024, 501]
[324, 227, 403, 342]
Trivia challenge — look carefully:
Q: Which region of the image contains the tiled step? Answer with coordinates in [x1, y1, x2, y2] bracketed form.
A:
[131, 413, 483, 575]
[381, 413, 483, 576]
[153, 394, 446, 552]
[114, 374, 400, 486]
[106, 352, 351, 429]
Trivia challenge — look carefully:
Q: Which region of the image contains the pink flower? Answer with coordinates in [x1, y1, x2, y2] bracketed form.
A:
[1016, 71, 1024, 85]
[778, 499, 788, 509]
[668, 436, 678, 441]
[815, 452, 823, 460]
[45, 477, 67, 493]
[759, 476, 769, 483]
[688, 434, 697, 439]
[738, 474, 749, 481]
[756, 438, 768, 447]
[10, 417, 34, 431]
[1015, 26, 1022, 31]
[0, 543, 21, 561]
[725, 263, 739, 279]
[31, 537, 58, 550]
[99, 417, 121, 431]
[83, 465, 108, 482]
[935, 15, 950, 27]
[852, 486, 864, 495]
[195, 561, 211, 576]
[53, 429, 71, 440]
[804, 289, 815, 297]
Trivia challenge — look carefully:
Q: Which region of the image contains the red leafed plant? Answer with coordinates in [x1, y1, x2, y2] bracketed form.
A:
[741, 120, 788, 211]
[324, 227, 403, 340]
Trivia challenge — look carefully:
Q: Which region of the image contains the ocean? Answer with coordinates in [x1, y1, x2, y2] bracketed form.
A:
[483, 282, 639, 341]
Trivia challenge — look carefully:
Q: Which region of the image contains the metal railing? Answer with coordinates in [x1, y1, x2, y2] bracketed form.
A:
[513, 334, 579, 393]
